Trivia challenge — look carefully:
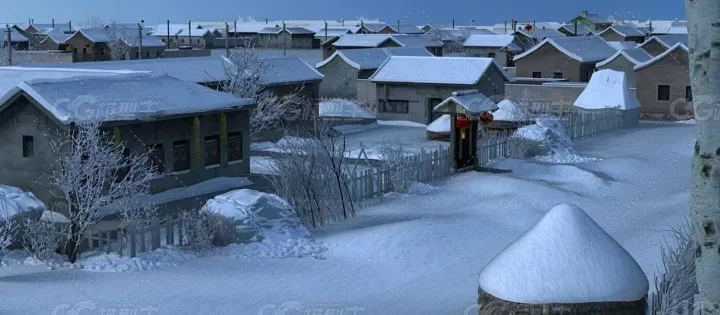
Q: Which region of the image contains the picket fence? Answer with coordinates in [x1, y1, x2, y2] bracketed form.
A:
[477, 108, 623, 167]
[344, 145, 453, 202]
[82, 215, 187, 258]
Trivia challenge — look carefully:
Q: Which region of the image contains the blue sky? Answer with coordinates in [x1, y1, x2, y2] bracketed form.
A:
[1, 0, 685, 26]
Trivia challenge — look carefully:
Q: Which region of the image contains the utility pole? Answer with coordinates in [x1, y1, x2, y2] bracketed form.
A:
[225, 22, 230, 57]
[397, 20, 400, 33]
[282, 21, 286, 56]
[324, 20, 328, 42]
[574, 20, 578, 36]
[452, 18, 455, 30]
[5, 25, 12, 65]
[166, 20, 170, 49]
[68, 20, 72, 33]
[187, 20, 192, 49]
[138, 20, 144, 60]
[52, 19, 55, 28]
[233, 20, 237, 48]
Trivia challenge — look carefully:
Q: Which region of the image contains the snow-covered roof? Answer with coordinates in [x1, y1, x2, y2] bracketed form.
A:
[573, 69, 640, 110]
[332, 34, 402, 47]
[391, 34, 443, 48]
[314, 28, 352, 38]
[634, 43, 689, 71]
[3, 28, 28, 42]
[433, 90, 498, 115]
[606, 41, 638, 51]
[640, 34, 688, 49]
[598, 25, 646, 38]
[121, 34, 166, 47]
[0, 74, 254, 124]
[370, 56, 507, 85]
[258, 27, 315, 35]
[514, 36, 617, 63]
[478, 203, 649, 304]
[315, 47, 432, 70]
[559, 24, 593, 36]
[426, 114, 450, 133]
[492, 99, 527, 121]
[515, 28, 566, 41]
[69, 27, 111, 43]
[361, 23, 388, 33]
[259, 55, 324, 86]
[596, 47, 653, 67]
[40, 28, 70, 44]
[462, 35, 515, 48]
[0, 185, 47, 222]
[386, 24, 424, 34]
[234, 24, 273, 33]
[150, 24, 185, 37]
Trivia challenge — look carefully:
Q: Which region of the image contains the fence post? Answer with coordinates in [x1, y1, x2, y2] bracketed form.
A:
[129, 229, 136, 258]
[165, 215, 173, 246]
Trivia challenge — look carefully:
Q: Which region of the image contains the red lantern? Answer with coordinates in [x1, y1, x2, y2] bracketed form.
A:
[524, 24, 533, 31]
[480, 112, 494, 124]
[455, 116, 471, 128]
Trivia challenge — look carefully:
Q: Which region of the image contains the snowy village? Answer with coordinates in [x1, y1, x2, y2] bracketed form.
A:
[0, 2, 717, 315]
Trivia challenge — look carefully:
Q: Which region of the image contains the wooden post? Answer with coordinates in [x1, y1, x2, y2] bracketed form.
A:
[129, 230, 136, 258]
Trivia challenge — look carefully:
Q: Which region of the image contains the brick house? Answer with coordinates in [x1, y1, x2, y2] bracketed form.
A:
[633, 43, 691, 118]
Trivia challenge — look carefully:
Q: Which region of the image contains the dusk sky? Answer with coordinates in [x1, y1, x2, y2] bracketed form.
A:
[1, 0, 685, 26]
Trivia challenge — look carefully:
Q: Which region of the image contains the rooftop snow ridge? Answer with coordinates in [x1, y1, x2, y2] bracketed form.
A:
[452, 89, 480, 96]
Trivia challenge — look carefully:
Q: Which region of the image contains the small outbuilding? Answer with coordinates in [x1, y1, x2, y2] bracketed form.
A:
[477, 203, 649, 315]
[573, 69, 640, 128]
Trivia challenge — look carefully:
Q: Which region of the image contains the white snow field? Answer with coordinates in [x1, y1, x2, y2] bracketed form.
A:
[0, 121, 693, 315]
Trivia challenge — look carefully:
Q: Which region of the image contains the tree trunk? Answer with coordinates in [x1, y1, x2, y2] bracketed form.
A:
[686, 0, 720, 312]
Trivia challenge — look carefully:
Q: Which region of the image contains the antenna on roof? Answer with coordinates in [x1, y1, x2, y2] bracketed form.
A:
[52, 19, 55, 28]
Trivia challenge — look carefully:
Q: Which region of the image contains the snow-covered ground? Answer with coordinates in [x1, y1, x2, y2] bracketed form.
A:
[0, 122, 693, 314]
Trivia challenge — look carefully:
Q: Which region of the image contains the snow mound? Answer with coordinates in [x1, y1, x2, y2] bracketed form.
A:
[332, 123, 380, 135]
[514, 117, 598, 164]
[203, 189, 326, 258]
[676, 119, 695, 124]
[426, 115, 451, 133]
[377, 120, 427, 128]
[40, 210, 70, 223]
[0, 185, 47, 221]
[573, 69, 640, 110]
[2, 247, 196, 272]
[250, 156, 278, 175]
[320, 99, 376, 119]
[405, 182, 436, 195]
[493, 100, 528, 122]
[478, 203, 649, 304]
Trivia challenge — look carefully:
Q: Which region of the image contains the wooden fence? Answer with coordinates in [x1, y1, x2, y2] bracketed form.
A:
[82, 215, 186, 258]
[345, 145, 453, 201]
[477, 108, 623, 167]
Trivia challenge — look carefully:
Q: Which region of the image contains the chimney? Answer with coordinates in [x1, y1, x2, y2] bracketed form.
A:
[167, 20, 170, 48]
[452, 18, 455, 30]
[52, 19, 55, 28]
[69, 20, 72, 33]
[582, 10, 588, 18]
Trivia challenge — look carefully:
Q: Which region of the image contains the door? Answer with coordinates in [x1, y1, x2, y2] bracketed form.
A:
[427, 98, 444, 124]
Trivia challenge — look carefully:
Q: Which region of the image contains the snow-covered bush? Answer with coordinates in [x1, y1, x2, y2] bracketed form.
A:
[378, 141, 416, 193]
[179, 209, 216, 250]
[512, 116, 597, 164]
[22, 217, 64, 261]
[653, 220, 698, 315]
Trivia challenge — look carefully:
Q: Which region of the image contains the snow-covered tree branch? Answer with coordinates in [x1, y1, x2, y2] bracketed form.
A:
[103, 20, 134, 60]
[44, 122, 157, 262]
[220, 46, 308, 138]
[266, 118, 356, 227]
[0, 202, 17, 263]
[685, 0, 720, 311]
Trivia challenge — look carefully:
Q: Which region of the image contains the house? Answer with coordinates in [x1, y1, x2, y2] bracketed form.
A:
[557, 24, 593, 36]
[605, 41, 638, 50]
[357, 23, 388, 34]
[633, 43, 691, 118]
[315, 47, 433, 98]
[638, 34, 688, 56]
[2, 27, 29, 50]
[257, 27, 315, 49]
[368, 56, 509, 124]
[513, 36, 617, 82]
[151, 25, 216, 49]
[65, 27, 166, 62]
[513, 28, 566, 50]
[597, 25, 646, 43]
[567, 10, 613, 31]
[595, 47, 653, 88]
[323, 34, 443, 59]
[314, 28, 352, 41]
[37, 29, 69, 50]
[462, 35, 523, 67]
[377, 24, 425, 34]
[20, 23, 59, 35]
[0, 71, 256, 212]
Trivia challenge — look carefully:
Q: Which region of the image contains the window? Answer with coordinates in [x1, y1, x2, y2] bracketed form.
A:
[99, 47, 105, 55]
[161, 38, 165, 42]
[156, 51, 161, 57]
[181, 39, 185, 43]
[22, 136, 33, 157]
[172, 140, 191, 171]
[135, 52, 139, 58]
[228, 132, 243, 162]
[686, 85, 693, 102]
[73, 47, 77, 54]
[147, 144, 165, 174]
[378, 100, 409, 113]
[553, 72, 563, 79]
[204, 136, 220, 166]
[82, 47, 87, 54]
[197, 39, 200, 44]
[145, 51, 149, 58]
[531, 72, 541, 78]
[657, 84, 671, 101]
[487, 52, 495, 58]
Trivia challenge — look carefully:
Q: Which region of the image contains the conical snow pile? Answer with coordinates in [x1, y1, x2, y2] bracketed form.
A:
[478, 203, 648, 306]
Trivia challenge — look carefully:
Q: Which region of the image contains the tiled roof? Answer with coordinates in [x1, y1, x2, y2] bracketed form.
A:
[514, 35, 616, 63]
[370, 56, 508, 85]
[315, 47, 432, 69]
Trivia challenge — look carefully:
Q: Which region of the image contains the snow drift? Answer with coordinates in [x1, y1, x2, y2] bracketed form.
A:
[478, 203, 649, 304]
[493, 99, 529, 122]
[513, 117, 598, 164]
[0, 185, 46, 221]
[426, 115, 451, 133]
[319, 99, 376, 119]
[203, 189, 326, 258]
[573, 69, 640, 110]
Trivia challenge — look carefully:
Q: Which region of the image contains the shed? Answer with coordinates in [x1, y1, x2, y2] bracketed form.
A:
[477, 203, 648, 314]
[573, 69, 640, 127]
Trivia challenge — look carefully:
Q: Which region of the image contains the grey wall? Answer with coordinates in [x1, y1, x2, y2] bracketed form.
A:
[317, 57, 360, 98]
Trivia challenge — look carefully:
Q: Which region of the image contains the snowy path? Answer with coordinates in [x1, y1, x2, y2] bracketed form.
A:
[0, 122, 693, 315]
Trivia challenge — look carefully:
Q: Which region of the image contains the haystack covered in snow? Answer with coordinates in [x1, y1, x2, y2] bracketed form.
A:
[477, 203, 648, 314]
[0, 185, 47, 249]
[426, 114, 451, 140]
[573, 69, 640, 128]
[487, 99, 534, 131]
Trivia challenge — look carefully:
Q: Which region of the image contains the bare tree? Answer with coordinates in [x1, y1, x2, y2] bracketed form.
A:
[220, 46, 308, 139]
[179, 209, 216, 250]
[377, 141, 416, 192]
[0, 202, 17, 263]
[22, 217, 64, 261]
[103, 20, 133, 60]
[685, 0, 720, 311]
[44, 122, 157, 263]
[266, 118, 356, 228]
[653, 219, 698, 315]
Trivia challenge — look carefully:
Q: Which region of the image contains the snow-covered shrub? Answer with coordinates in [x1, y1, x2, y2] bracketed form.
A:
[653, 220, 698, 315]
[120, 203, 161, 248]
[22, 217, 65, 261]
[378, 141, 416, 193]
[179, 209, 216, 250]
